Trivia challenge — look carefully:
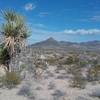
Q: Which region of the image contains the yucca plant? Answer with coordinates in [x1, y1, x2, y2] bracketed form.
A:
[1, 10, 30, 71]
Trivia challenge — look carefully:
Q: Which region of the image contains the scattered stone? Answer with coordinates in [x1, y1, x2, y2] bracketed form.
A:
[35, 87, 43, 90]
[48, 82, 55, 90]
[52, 90, 66, 98]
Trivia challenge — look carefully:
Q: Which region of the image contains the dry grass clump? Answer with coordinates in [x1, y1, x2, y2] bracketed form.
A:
[2, 71, 21, 88]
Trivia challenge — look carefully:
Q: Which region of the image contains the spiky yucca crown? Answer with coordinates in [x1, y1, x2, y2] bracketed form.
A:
[1, 10, 30, 56]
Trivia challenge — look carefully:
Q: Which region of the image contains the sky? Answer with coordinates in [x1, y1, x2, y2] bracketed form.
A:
[0, 0, 100, 43]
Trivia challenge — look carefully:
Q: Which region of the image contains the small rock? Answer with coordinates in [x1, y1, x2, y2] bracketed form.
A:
[0, 65, 7, 78]
[52, 90, 66, 97]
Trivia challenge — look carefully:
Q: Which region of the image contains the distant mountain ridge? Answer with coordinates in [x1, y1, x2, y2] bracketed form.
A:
[31, 37, 100, 51]
[32, 37, 99, 46]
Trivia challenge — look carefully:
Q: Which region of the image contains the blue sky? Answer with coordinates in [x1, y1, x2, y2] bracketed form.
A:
[0, 0, 100, 43]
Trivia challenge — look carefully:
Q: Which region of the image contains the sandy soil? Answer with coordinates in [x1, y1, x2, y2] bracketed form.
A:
[0, 65, 100, 100]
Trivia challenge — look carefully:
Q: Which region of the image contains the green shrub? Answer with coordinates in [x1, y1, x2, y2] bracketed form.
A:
[79, 61, 88, 67]
[67, 64, 81, 74]
[0, 44, 10, 65]
[2, 71, 21, 88]
[66, 56, 74, 65]
[66, 55, 79, 65]
[19, 64, 27, 72]
[46, 58, 57, 65]
[70, 73, 86, 89]
[87, 65, 100, 81]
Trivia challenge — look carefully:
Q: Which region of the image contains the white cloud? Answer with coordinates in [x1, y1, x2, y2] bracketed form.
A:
[31, 28, 100, 35]
[63, 29, 100, 35]
[25, 3, 36, 11]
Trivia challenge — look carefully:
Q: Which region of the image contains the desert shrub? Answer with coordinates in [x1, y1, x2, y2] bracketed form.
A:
[66, 56, 74, 65]
[46, 57, 57, 65]
[18, 83, 34, 99]
[2, 71, 21, 88]
[73, 56, 80, 63]
[79, 61, 88, 67]
[92, 59, 98, 65]
[56, 63, 66, 71]
[34, 59, 47, 69]
[18, 83, 31, 96]
[19, 64, 27, 72]
[87, 65, 100, 82]
[66, 55, 79, 65]
[70, 72, 86, 89]
[67, 64, 81, 74]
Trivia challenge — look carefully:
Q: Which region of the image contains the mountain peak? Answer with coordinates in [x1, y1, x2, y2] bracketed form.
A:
[46, 37, 57, 42]
[32, 37, 60, 47]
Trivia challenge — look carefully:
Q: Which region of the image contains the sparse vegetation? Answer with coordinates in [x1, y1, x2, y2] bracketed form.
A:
[18, 83, 35, 99]
[87, 65, 100, 82]
[66, 55, 79, 65]
[46, 57, 58, 65]
[2, 71, 21, 88]
[70, 73, 86, 89]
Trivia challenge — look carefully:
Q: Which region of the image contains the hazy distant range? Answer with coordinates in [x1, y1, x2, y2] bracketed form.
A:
[30, 37, 100, 52]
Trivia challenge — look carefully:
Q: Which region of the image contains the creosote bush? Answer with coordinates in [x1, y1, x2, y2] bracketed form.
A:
[70, 73, 86, 89]
[46, 57, 58, 65]
[66, 55, 79, 65]
[87, 65, 100, 82]
[67, 64, 81, 74]
[2, 71, 21, 88]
